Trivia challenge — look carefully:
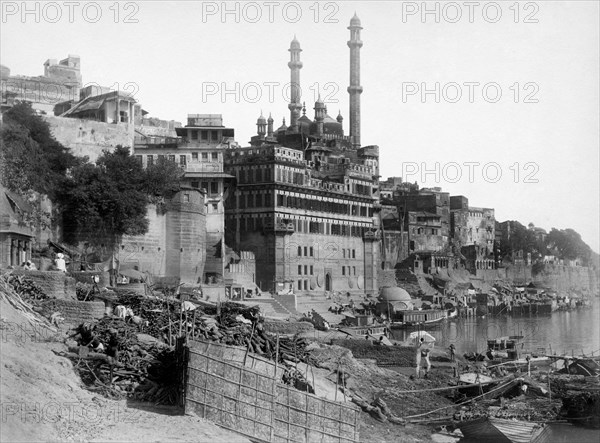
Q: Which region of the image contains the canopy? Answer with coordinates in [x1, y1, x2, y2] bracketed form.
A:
[409, 331, 436, 343]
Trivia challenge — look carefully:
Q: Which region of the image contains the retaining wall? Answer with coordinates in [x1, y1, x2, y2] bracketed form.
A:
[11, 270, 76, 300]
[41, 299, 105, 324]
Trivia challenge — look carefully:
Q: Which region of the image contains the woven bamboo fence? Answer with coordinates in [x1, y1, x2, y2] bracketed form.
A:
[185, 340, 360, 443]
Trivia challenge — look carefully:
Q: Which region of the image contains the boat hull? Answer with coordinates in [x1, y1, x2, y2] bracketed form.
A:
[457, 417, 548, 443]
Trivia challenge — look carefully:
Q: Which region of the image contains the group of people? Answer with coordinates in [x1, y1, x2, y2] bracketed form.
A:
[20, 252, 67, 272]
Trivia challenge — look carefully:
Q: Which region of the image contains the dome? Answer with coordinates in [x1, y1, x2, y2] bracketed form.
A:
[276, 118, 287, 133]
[0, 65, 10, 79]
[349, 13, 362, 28]
[379, 287, 411, 302]
[257, 113, 266, 124]
[297, 115, 312, 133]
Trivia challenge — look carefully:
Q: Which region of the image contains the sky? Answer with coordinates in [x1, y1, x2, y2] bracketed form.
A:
[1, 1, 599, 251]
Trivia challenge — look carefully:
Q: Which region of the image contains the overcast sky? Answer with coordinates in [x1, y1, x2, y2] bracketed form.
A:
[2, 1, 598, 251]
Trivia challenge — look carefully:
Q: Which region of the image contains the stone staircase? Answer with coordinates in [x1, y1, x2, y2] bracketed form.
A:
[311, 310, 346, 327]
[236, 298, 297, 320]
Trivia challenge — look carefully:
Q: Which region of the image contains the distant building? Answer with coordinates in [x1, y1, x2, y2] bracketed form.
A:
[1, 55, 82, 115]
[450, 196, 495, 249]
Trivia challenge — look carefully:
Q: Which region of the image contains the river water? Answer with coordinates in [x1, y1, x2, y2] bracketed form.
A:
[391, 300, 600, 442]
[390, 299, 600, 357]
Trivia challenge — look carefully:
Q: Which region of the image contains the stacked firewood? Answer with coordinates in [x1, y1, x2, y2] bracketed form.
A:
[61, 292, 314, 404]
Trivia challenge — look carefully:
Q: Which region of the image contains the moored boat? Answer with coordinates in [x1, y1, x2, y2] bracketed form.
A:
[455, 416, 549, 443]
[388, 309, 447, 329]
[338, 324, 388, 339]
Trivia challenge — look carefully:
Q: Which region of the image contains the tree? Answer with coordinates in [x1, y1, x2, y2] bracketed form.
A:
[546, 228, 592, 265]
[57, 146, 183, 248]
[143, 156, 186, 206]
[1, 102, 80, 200]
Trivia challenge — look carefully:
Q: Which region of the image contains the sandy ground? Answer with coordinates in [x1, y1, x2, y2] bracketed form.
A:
[0, 298, 248, 443]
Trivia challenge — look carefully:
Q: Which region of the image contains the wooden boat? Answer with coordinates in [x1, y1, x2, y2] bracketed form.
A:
[459, 373, 494, 384]
[456, 416, 549, 442]
[487, 336, 523, 359]
[389, 309, 447, 329]
[338, 324, 388, 339]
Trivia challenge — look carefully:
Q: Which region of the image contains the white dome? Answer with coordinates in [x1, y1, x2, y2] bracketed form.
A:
[379, 287, 411, 302]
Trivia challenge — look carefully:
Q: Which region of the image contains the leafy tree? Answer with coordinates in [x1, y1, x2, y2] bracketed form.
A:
[144, 156, 186, 205]
[546, 228, 592, 265]
[1, 102, 81, 200]
[57, 146, 183, 248]
[2, 103, 183, 250]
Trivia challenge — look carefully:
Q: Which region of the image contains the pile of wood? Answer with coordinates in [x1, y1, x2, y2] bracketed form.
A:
[0, 272, 55, 330]
[60, 292, 316, 404]
[110, 290, 313, 364]
[58, 316, 181, 404]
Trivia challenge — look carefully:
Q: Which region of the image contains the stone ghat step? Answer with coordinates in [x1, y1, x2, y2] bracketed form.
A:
[234, 299, 292, 319]
[311, 310, 346, 326]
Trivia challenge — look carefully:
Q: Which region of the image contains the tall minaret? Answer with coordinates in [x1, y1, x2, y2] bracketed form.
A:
[347, 13, 363, 149]
[314, 95, 325, 137]
[267, 113, 274, 137]
[288, 36, 303, 132]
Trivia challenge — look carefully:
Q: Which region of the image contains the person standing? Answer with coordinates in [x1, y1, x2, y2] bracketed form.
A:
[448, 343, 456, 362]
[55, 253, 67, 272]
[416, 337, 432, 378]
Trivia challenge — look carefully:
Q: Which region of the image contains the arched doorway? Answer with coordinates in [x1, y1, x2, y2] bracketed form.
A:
[325, 273, 332, 291]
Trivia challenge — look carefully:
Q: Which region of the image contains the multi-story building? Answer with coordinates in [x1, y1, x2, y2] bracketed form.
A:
[450, 196, 495, 249]
[130, 114, 236, 290]
[224, 15, 381, 296]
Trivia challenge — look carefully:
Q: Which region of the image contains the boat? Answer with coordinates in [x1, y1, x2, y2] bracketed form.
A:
[459, 373, 494, 384]
[487, 336, 523, 359]
[338, 324, 388, 339]
[455, 416, 549, 442]
[388, 309, 447, 329]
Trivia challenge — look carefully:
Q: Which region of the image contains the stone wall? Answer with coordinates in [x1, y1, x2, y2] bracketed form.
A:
[378, 269, 397, 289]
[475, 264, 599, 293]
[165, 190, 206, 284]
[11, 270, 75, 300]
[44, 116, 134, 162]
[121, 189, 207, 285]
[41, 299, 104, 325]
[121, 204, 168, 276]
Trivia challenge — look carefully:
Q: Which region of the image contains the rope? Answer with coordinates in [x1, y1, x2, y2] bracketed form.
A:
[394, 375, 515, 394]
